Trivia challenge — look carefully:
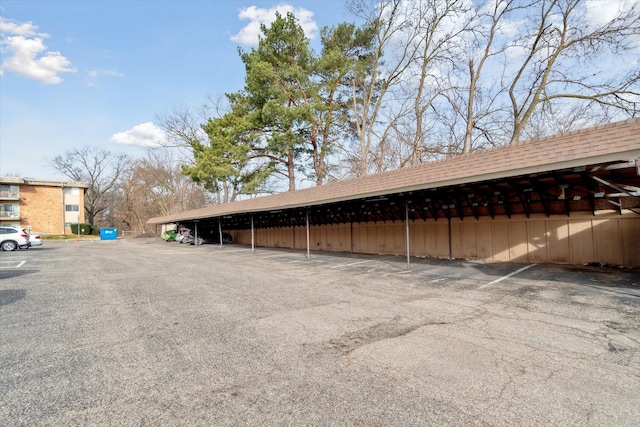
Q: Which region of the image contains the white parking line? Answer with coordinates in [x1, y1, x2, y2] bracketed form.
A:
[479, 264, 537, 289]
[0, 260, 26, 269]
[179, 247, 249, 254]
[384, 270, 412, 276]
[217, 248, 252, 254]
[330, 259, 375, 269]
[258, 253, 298, 259]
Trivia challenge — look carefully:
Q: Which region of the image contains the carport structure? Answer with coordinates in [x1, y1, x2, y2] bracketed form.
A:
[148, 119, 640, 267]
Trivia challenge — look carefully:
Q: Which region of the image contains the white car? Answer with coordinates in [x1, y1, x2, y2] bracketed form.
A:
[0, 226, 30, 251]
[27, 231, 43, 247]
[177, 229, 192, 243]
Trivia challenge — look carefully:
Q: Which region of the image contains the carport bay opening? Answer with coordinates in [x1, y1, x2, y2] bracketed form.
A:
[149, 119, 640, 268]
[174, 210, 639, 269]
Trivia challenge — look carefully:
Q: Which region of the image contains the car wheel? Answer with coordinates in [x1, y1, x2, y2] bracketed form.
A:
[1, 241, 18, 251]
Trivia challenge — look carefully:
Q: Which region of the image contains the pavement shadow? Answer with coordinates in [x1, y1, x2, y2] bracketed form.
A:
[0, 289, 27, 306]
[0, 269, 38, 281]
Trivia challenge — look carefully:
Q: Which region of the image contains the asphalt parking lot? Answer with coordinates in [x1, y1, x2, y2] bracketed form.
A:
[1, 238, 639, 426]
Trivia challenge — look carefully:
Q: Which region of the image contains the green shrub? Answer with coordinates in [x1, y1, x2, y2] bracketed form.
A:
[70, 223, 93, 235]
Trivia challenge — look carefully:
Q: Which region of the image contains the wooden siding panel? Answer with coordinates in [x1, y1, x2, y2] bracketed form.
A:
[318, 226, 328, 251]
[593, 219, 621, 266]
[493, 221, 510, 261]
[528, 221, 548, 262]
[461, 220, 477, 258]
[352, 223, 362, 253]
[569, 220, 595, 264]
[410, 221, 427, 257]
[450, 219, 463, 259]
[365, 223, 379, 254]
[509, 221, 529, 262]
[621, 218, 640, 266]
[343, 223, 352, 252]
[425, 221, 437, 256]
[312, 226, 323, 251]
[548, 221, 570, 263]
[294, 227, 305, 249]
[374, 223, 386, 254]
[388, 221, 404, 255]
[435, 221, 450, 258]
[477, 220, 493, 259]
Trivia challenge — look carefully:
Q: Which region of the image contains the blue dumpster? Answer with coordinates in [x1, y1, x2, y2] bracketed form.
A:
[99, 227, 118, 240]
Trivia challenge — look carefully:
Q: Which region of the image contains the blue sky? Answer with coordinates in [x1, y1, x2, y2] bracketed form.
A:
[0, 0, 351, 180]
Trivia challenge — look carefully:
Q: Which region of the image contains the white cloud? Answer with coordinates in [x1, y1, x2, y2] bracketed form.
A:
[0, 16, 40, 37]
[585, 0, 640, 27]
[110, 122, 168, 148]
[585, 0, 640, 51]
[230, 3, 318, 46]
[0, 16, 76, 84]
[84, 68, 124, 86]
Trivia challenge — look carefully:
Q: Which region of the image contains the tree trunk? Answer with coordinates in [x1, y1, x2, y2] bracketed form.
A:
[287, 148, 296, 191]
[463, 59, 475, 154]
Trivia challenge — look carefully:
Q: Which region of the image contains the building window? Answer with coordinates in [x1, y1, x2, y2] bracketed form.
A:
[65, 204, 80, 212]
[1, 203, 19, 218]
[64, 187, 80, 195]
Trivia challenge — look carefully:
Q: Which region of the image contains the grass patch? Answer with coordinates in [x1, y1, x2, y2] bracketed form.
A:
[42, 235, 100, 241]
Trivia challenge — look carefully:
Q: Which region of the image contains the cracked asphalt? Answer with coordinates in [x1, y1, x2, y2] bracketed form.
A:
[1, 238, 639, 426]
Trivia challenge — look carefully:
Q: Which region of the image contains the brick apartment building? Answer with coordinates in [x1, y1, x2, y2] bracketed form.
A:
[0, 176, 89, 235]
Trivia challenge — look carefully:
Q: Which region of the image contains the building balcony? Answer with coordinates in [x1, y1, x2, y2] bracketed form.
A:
[0, 191, 20, 200]
[0, 211, 20, 219]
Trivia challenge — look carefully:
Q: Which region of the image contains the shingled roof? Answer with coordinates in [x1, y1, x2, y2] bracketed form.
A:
[147, 118, 640, 225]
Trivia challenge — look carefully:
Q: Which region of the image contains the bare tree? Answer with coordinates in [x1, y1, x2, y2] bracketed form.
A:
[106, 149, 213, 234]
[446, 0, 522, 154]
[154, 96, 247, 203]
[346, 0, 416, 175]
[507, 0, 640, 144]
[50, 146, 128, 225]
[367, 0, 639, 159]
[346, 0, 476, 171]
[154, 95, 228, 165]
[401, 0, 474, 163]
[522, 99, 612, 140]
